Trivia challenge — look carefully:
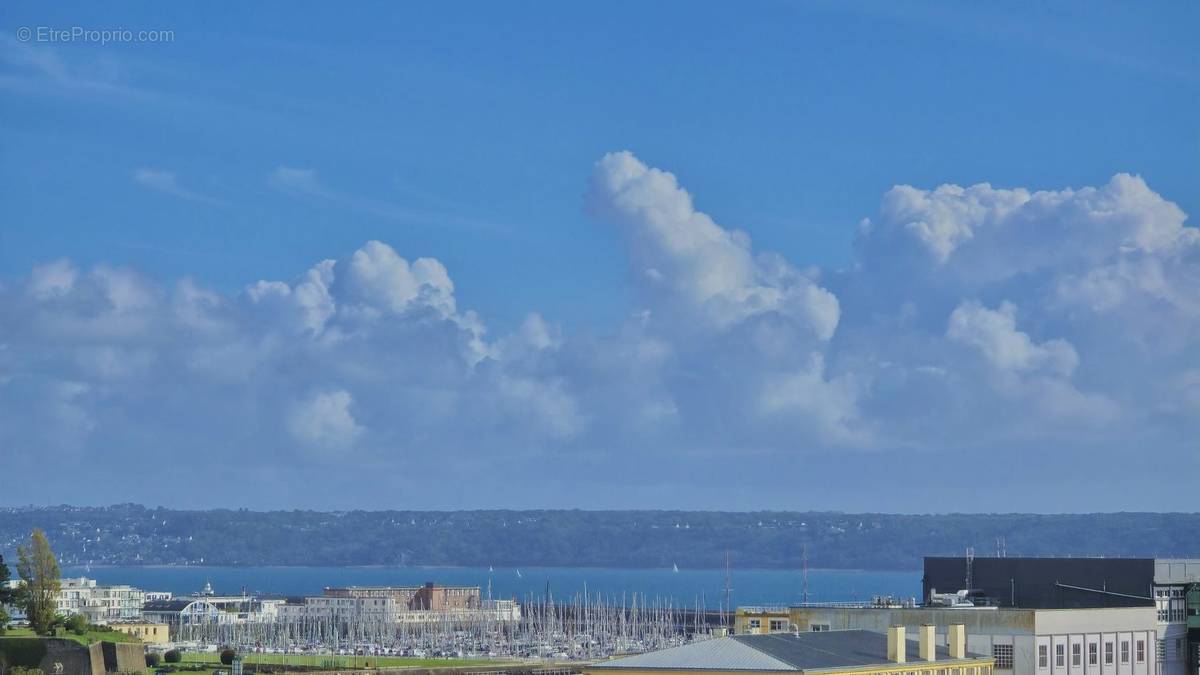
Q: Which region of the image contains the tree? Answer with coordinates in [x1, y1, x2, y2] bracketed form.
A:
[64, 613, 88, 635]
[164, 650, 181, 664]
[0, 554, 11, 634]
[145, 653, 161, 668]
[219, 649, 236, 666]
[0, 555, 13, 605]
[16, 529, 61, 636]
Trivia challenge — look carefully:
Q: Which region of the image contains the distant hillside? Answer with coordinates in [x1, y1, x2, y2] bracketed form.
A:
[0, 506, 1196, 570]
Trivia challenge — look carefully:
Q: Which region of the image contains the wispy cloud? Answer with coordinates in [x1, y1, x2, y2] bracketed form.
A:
[0, 35, 150, 98]
[268, 166, 510, 235]
[132, 168, 224, 205]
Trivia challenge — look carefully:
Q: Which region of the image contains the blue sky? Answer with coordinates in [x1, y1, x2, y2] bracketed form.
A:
[1, 1, 1197, 512]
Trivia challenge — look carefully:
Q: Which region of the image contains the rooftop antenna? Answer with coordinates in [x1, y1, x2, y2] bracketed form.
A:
[965, 546, 975, 591]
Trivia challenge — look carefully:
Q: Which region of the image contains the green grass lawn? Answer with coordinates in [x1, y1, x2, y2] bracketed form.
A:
[178, 652, 502, 669]
[2, 626, 141, 645]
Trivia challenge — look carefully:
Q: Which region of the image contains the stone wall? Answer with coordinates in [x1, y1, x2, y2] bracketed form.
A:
[100, 642, 144, 674]
[31, 638, 103, 675]
[0, 638, 142, 675]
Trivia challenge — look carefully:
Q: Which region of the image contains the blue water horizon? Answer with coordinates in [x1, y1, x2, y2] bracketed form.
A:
[62, 565, 921, 607]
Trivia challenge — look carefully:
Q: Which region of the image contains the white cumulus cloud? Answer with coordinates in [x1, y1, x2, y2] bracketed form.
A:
[287, 389, 363, 451]
[588, 151, 839, 341]
[947, 300, 1079, 376]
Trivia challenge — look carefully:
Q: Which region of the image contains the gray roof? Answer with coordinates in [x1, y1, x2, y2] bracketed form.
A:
[143, 599, 192, 612]
[594, 637, 795, 671]
[594, 630, 980, 672]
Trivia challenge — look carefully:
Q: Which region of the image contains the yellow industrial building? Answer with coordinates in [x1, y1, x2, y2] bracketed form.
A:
[108, 620, 171, 644]
[735, 607, 794, 634]
[586, 625, 992, 675]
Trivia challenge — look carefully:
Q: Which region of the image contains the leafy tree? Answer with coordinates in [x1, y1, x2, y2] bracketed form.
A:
[0, 554, 13, 634]
[16, 529, 62, 636]
[64, 613, 88, 635]
[0, 555, 13, 605]
[164, 650, 182, 664]
[145, 653, 161, 668]
[219, 649, 236, 666]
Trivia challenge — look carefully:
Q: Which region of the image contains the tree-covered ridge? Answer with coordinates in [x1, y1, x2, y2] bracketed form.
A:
[0, 506, 1195, 570]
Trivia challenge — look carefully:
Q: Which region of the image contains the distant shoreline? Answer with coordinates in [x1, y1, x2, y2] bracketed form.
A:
[7, 506, 1197, 572]
[61, 563, 923, 573]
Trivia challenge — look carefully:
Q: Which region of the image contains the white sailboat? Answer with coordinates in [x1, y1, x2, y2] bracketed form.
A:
[672, 563, 679, 573]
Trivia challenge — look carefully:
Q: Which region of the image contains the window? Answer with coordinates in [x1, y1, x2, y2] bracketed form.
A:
[1121, 641, 1129, 664]
[1072, 644, 1082, 667]
[1040, 645, 1049, 669]
[1105, 642, 1114, 665]
[1136, 640, 1144, 663]
[748, 619, 760, 629]
[769, 619, 785, 631]
[993, 644, 1014, 670]
[1057, 644, 1066, 667]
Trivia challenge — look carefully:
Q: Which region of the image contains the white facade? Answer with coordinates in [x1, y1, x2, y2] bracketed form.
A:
[790, 606, 1158, 675]
[1153, 559, 1200, 675]
[55, 577, 145, 624]
[1029, 609, 1157, 675]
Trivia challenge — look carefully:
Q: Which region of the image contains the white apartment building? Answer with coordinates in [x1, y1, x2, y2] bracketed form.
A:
[55, 577, 145, 624]
[1153, 560, 1199, 675]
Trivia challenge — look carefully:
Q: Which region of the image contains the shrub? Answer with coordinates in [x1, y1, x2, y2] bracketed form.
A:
[12, 668, 46, 675]
[64, 614, 89, 636]
[146, 653, 162, 667]
[219, 649, 236, 666]
[164, 650, 182, 664]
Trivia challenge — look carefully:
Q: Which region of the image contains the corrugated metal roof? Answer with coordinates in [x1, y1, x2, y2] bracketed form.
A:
[592, 636, 796, 671]
[593, 630, 983, 672]
[736, 631, 962, 670]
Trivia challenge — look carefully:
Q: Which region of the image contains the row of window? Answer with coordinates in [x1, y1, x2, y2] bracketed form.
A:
[1156, 639, 1188, 659]
[1035, 640, 1145, 669]
[1156, 609, 1186, 622]
[1154, 588, 1184, 598]
[745, 618, 789, 630]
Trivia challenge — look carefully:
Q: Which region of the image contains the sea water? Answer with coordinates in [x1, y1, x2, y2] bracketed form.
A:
[62, 565, 920, 606]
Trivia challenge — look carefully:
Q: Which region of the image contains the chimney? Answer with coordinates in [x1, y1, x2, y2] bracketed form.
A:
[948, 624, 966, 659]
[919, 624, 936, 661]
[888, 625, 907, 663]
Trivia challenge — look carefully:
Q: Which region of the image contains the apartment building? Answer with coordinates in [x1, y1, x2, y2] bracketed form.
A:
[55, 577, 144, 624]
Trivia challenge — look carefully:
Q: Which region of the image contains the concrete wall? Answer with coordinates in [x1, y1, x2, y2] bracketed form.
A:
[26, 639, 105, 675]
[100, 642, 145, 673]
[1, 638, 143, 675]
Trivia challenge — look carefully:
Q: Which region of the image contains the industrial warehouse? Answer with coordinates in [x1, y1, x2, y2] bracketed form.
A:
[587, 625, 993, 675]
